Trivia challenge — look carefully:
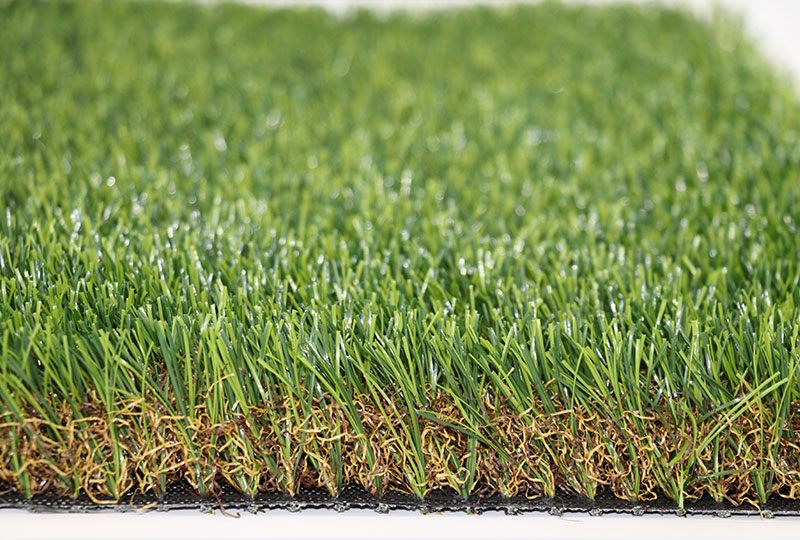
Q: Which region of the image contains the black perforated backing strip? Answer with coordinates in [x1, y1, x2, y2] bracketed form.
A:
[2, 483, 800, 517]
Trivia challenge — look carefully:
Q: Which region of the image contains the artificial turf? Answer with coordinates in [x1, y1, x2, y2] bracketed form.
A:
[2, 0, 800, 509]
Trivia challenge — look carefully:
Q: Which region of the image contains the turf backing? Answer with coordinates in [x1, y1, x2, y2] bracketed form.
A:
[2, 0, 800, 510]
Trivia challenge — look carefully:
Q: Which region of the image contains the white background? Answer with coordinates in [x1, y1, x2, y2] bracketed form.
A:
[3, 1, 800, 539]
[4, 508, 800, 539]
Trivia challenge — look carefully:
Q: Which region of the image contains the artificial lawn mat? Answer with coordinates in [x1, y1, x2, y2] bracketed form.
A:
[2, 0, 800, 513]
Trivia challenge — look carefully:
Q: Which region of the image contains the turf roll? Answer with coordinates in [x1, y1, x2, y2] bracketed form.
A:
[2, 0, 800, 510]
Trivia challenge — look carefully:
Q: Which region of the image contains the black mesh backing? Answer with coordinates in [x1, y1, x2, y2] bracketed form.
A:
[2, 483, 799, 517]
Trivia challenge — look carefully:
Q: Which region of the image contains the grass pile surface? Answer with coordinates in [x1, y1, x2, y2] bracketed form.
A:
[2, 0, 800, 509]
